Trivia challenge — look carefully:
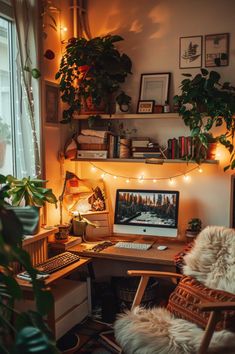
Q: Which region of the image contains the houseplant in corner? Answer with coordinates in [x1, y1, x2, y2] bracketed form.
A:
[0, 174, 57, 235]
[174, 68, 235, 169]
[55, 35, 132, 123]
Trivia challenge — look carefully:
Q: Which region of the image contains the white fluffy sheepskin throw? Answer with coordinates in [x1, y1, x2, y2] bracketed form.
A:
[114, 226, 235, 354]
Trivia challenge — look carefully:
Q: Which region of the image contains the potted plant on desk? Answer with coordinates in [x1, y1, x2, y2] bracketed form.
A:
[185, 218, 202, 242]
[0, 174, 57, 235]
[71, 211, 98, 240]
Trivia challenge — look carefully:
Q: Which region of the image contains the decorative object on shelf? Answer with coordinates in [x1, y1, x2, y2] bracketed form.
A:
[64, 133, 78, 159]
[55, 35, 132, 124]
[0, 117, 11, 168]
[45, 81, 60, 124]
[163, 100, 170, 113]
[179, 35, 202, 69]
[71, 211, 97, 237]
[154, 105, 163, 113]
[116, 91, 132, 113]
[138, 73, 170, 106]
[205, 33, 229, 67]
[0, 174, 57, 235]
[137, 100, 155, 114]
[185, 218, 202, 242]
[174, 68, 235, 170]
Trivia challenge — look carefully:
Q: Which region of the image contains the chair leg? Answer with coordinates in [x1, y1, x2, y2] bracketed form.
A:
[131, 276, 149, 310]
[198, 311, 220, 354]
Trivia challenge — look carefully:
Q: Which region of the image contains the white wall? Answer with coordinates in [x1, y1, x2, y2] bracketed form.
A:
[42, 0, 235, 232]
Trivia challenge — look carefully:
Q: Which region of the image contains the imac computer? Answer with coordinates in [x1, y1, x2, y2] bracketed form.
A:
[113, 189, 179, 237]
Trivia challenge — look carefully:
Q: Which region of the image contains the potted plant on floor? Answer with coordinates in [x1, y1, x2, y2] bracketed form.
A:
[185, 218, 202, 242]
[0, 118, 11, 168]
[174, 68, 235, 169]
[0, 174, 57, 235]
[55, 35, 132, 123]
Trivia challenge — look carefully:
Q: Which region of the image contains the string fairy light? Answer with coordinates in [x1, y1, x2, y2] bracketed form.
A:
[89, 162, 202, 184]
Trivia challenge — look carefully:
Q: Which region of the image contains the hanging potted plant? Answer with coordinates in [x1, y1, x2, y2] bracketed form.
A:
[0, 174, 57, 235]
[174, 68, 235, 169]
[0, 118, 11, 168]
[55, 35, 132, 123]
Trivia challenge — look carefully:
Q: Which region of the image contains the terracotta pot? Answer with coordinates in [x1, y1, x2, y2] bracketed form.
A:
[55, 224, 70, 241]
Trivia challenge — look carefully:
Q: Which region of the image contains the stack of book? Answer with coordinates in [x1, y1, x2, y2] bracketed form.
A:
[76, 129, 109, 159]
[167, 136, 194, 159]
[131, 138, 162, 158]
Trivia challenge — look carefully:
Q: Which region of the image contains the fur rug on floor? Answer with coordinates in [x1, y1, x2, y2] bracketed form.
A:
[114, 226, 235, 354]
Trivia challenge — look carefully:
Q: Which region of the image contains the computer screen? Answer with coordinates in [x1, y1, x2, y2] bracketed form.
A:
[113, 189, 179, 237]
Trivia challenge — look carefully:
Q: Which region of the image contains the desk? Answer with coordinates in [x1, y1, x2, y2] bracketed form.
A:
[70, 241, 185, 277]
[16, 257, 92, 339]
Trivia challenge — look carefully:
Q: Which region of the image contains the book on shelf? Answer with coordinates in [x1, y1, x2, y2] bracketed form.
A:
[178, 136, 186, 158]
[50, 236, 82, 250]
[171, 138, 179, 159]
[77, 150, 108, 159]
[78, 143, 107, 151]
[77, 134, 106, 144]
[132, 139, 150, 148]
[132, 152, 162, 158]
[131, 146, 160, 152]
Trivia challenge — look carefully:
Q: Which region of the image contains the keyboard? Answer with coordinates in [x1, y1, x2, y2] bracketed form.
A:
[36, 252, 80, 274]
[114, 242, 152, 251]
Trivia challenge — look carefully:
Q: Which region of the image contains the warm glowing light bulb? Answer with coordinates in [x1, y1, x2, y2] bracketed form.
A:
[198, 167, 203, 173]
[61, 26, 68, 32]
[169, 178, 175, 185]
[91, 166, 97, 172]
[183, 174, 190, 182]
[126, 179, 130, 183]
[113, 175, 117, 179]
[101, 173, 105, 179]
[153, 179, 157, 183]
[138, 175, 144, 183]
[215, 151, 221, 159]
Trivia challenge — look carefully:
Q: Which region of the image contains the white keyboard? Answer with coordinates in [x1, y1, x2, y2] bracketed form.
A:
[114, 242, 152, 251]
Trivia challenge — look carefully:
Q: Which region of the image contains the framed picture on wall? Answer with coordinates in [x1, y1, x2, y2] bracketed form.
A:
[138, 73, 170, 106]
[205, 33, 229, 67]
[45, 81, 60, 125]
[179, 35, 202, 69]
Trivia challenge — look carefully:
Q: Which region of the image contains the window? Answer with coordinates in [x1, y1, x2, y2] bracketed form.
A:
[0, 16, 14, 175]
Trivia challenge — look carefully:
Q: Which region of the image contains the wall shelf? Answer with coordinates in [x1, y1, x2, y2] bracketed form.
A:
[71, 158, 218, 164]
[73, 112, 180, 120]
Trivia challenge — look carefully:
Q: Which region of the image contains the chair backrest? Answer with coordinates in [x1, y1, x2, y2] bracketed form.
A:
[183, 226, 235, 293]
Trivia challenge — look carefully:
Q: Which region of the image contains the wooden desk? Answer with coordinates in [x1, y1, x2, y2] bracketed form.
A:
[69, 241, 185, 277]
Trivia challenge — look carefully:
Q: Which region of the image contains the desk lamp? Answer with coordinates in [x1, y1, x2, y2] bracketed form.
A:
[59, 171, 80, 225]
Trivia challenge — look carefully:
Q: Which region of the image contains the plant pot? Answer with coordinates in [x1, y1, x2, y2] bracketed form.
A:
[6, 206, 41, 235]
[55, 224, 70, 241]
[185, 229, 200, 242]
[119, 138, 131, 158]
[72, 219, 87, 236]
[207, 142, 217, 160]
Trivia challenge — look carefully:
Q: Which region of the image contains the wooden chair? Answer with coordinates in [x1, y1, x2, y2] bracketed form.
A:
[114, 226, 235, 354]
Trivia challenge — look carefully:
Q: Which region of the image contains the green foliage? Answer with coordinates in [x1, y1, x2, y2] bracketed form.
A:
[55, 35, 132, 123]
[0, 175, 57, 208]
[187, 218, 202, 232]
[174, 68, 235, 170]
[0, 118, 11, 144]
[0, 206, 58, 353]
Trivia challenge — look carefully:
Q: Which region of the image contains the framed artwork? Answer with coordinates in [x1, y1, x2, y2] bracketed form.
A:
[179, 36, 202, 69]
[138, 73, 170, 106]
[137, 100, 155, 113]
[205, 33, 229, 67]
[45, 81, 59, 124]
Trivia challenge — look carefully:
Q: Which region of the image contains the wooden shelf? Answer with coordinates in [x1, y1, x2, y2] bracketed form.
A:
[73, 112, 180, 120]
[71, 158, 218, 164]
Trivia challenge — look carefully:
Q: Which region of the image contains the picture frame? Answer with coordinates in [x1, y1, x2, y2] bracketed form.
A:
[179, 35, 202, 69]
[137, 100, 155, 114]
[205, 33, 229, 67]
[45, 81, 60, 125]
[138, 73, 170, 106]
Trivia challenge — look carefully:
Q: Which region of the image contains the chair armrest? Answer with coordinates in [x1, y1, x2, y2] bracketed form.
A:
[128, 270, 183, 279]
[200, 301, 235, 312]
[129, 271, 183, 310]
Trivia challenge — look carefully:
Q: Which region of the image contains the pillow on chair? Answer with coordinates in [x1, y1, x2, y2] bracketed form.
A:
[167, 275, 235, 331]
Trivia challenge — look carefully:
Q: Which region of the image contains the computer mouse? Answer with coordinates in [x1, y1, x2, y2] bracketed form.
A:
[157, 245, 168, 251]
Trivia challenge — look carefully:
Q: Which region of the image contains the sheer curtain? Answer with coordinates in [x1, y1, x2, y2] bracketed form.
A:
[11, 0, 41, 178]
